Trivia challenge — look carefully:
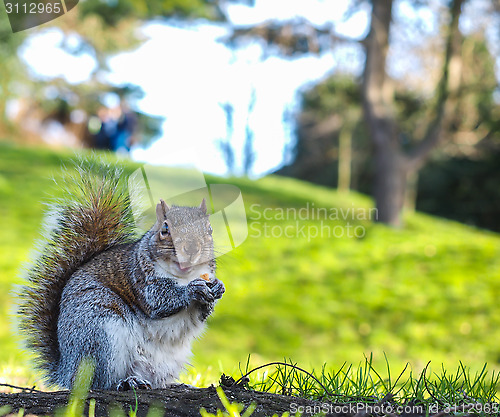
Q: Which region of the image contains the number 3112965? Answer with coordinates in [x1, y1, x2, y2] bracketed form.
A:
[5, 2, 62, 14]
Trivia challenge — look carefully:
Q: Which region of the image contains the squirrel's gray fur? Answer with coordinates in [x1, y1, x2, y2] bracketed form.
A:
[17, 161, 224, 390]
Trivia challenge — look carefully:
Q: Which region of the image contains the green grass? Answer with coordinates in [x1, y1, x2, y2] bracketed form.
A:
[1, 141, 500, 389]
[200, 387, 259, 417]
[246, 357, 500, 404]
[222, 357, 500, 415]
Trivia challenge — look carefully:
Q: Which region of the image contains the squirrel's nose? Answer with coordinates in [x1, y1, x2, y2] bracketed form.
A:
[184, 241, 200, 256]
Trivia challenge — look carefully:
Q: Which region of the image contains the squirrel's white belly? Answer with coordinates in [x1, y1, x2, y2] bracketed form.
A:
[105, 308, 205, 388]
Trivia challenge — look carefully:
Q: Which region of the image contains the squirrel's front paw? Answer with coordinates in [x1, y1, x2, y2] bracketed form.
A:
[187, 278, 214, 305]
[207, 278, 225, 300]
[117, 376, 152, 391]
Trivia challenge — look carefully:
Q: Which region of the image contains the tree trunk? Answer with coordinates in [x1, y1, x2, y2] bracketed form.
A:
[362, 0, 403, 226]
[373, 145, 408, 226]
[404, 170, 418, 213]
[0, 386, 334, 417]
[338, 126, 352, 193]
[362, 0, 464, 226]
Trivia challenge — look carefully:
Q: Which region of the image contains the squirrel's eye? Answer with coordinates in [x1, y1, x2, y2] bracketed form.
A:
[208, 226, 213, 235]
[161, 222, 169, 235]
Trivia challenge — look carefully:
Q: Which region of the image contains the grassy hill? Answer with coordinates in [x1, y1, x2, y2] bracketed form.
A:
[1, 142, 500, 387]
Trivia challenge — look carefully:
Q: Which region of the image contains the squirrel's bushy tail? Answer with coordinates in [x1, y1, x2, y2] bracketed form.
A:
[17, 160, 137, 386]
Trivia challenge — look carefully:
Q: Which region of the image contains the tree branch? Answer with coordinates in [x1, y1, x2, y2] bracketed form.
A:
[0, 384, 469, 417]
[408, 0, 465, 169]
[0, 385, 339, 417]
[361, 0, 398, 148]
[221, 19, 362, 56]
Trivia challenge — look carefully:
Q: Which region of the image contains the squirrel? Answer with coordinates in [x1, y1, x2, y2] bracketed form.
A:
[16, 161, 225, 390]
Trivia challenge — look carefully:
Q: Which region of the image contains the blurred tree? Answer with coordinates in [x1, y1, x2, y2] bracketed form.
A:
[362, 0, 464, 226]
[276, 76, 369, 191]
[233, 0, 500, 226]
[279, 28, 500, 230]
[243, 88, 257, 176]
[217, 90, 257, 177]
[0, 0, 225, 147]
[217, 102, 236, 175]
[0, 18, 26, 137]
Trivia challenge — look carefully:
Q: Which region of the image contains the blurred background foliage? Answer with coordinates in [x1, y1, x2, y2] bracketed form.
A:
[278, 30, 500, 231]
[279, 37, 500, 231]
[0, 0, 499, 388]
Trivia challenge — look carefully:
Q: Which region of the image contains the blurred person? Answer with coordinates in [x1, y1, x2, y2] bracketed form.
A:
[113, 102, 137, 154]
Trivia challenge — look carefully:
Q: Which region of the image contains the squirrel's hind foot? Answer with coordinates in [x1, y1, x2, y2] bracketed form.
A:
[117, 376, 153, 391]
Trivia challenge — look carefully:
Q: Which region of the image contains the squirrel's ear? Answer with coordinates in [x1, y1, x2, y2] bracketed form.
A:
[156, 199, 170, 221]
[199, 198, 207, 214]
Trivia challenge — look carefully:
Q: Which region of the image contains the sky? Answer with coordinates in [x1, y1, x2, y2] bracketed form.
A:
[18, 0, 369, 176]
